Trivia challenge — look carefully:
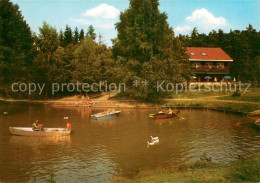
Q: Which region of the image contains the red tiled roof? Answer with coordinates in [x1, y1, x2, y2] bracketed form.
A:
[187, 47, 233, 61]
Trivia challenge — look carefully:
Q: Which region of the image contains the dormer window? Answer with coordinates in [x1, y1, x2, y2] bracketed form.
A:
[202, 53, 207, 56]
[190, 53, 195, 56]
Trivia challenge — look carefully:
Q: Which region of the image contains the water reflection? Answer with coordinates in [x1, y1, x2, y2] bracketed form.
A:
[9, 136, 71, 147]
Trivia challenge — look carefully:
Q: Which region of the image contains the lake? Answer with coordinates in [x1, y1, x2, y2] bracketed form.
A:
[0, 104, 259, 182]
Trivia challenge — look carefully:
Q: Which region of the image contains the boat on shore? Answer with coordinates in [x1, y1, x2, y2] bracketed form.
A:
[149, 110, 180, 119]
[248, 110, 260, 116]
[91, 110, 121, 119]
[9, 127, 71, 137]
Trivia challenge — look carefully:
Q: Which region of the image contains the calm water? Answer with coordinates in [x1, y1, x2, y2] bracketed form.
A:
[0, 104, 259, 182]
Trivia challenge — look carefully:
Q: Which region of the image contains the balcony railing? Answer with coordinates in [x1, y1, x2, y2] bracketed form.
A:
[192, 65, 230, 72]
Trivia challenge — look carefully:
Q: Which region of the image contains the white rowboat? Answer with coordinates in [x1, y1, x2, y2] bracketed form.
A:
[9, 127, 71, 137]
[91, 111, 121, 119]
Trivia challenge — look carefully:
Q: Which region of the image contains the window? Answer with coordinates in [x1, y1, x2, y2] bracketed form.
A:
[192, 62, 201, 68]
[201, 53, 207, 56]
[217, 62, 224, 69]
[206, 62, 213, 69]
[190, 53, 195, 56]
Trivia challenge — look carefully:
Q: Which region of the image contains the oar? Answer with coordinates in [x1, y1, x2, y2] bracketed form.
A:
[174, 113, 185, 120]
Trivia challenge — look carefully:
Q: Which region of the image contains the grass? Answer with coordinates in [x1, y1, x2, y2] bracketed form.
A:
[170, 87, 260, 99]
[165, 88, 260, 113]
[111, 153, 260, 183]
[217, 89, 260, 102]
[165, 100, 259, 113]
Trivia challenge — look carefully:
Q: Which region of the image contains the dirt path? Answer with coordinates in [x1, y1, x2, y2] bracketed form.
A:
[90, 92, 152, 108]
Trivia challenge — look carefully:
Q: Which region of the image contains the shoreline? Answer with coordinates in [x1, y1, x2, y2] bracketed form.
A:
[1, 89, 259, 114]
[0, 98, 258, 116]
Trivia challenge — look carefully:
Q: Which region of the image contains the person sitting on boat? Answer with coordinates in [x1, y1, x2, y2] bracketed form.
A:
[66, 121, 72, 130]
[168, 108, 173, 114]
[105, 109, 111, 114]
[32, 120, 43, 131]
[158, 110, 163, 114]
[103, 109, 108, 114]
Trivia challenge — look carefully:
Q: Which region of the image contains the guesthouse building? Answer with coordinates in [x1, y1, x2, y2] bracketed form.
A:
[187, 47, 233, 82]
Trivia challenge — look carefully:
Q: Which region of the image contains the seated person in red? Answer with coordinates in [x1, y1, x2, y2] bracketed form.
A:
[66, 121, 72, 130]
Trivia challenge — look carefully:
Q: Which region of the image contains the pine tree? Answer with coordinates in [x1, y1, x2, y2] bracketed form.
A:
[64, 25, 73, 46]
[86, 25, 96, 41]
[79, 29, 85, 42]
[74, 27, 79, 44]
[59, 29, 64, 47]
[190, 28, 203, 46]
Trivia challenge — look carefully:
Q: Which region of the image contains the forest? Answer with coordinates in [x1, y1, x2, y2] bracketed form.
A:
[0, 0, 259, 101]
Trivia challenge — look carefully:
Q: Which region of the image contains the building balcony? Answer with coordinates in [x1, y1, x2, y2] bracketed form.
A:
[191, 65, 230, 73]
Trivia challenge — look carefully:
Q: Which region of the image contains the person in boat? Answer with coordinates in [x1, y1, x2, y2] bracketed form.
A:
[32, 120, 43, 131]
[105, 109, 111, 114]
[168, 108, 173, 114]
[66, 121, 72, 130]
[158, 110, 163, 114]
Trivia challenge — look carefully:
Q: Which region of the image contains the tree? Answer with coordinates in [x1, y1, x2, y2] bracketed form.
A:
[86, 25, 96, 41]
[64, 25, 73, 46]
[59, 29, 65, 47]
[33, 22, 60, 96]
[0, 0, 33, 92]
[79, 29, 85, 42]
[112, 0, 190, 101]
[37, 22, 59, 54]
[72, 37, 98, 84]
[98, 33, 104, 45]
[72, 37, 115, 90]
[74, 27, 79, 44]
[189, 27, 204, 46]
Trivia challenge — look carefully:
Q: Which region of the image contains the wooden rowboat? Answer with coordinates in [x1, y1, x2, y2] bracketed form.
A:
[91, 110, 121, 119]
[9, 127, 71, 137]
[149, 110, 180, 119]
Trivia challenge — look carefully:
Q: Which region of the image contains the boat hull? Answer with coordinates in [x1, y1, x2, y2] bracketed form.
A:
[255, 119, 260, 126]
[248, 110, 260, 116]
[149, 110, 180, 119]
[91, 111, 121, 119]
[9, 127, 71, 137]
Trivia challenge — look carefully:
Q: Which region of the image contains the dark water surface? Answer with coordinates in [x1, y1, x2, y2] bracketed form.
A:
[0, 104, 259, 182]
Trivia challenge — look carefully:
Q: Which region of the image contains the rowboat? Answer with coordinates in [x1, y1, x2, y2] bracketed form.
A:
[255, 119, 260, 126]
[9, 127, 71, 137]
[248, 110, 260, 116]
[149, 110, 180, 119]
[91, 110, 121, 119]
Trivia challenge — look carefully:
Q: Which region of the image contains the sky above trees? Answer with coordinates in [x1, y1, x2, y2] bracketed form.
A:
[10, 0, 260, 45]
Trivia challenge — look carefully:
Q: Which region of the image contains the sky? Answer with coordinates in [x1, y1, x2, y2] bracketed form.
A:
[11, 0, 260, 46]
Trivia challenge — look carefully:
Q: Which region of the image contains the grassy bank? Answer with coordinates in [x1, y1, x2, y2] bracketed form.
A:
[165, 100, 259, 113]
[1, 88, 259, 112]
[111, 153, 260, 182]
[164, 88, 260, 113]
